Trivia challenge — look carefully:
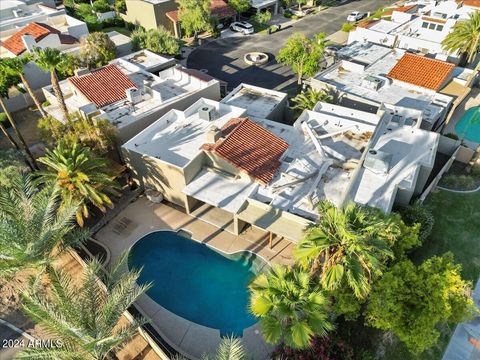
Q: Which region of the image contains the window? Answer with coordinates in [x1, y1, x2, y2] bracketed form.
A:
[428, 23, 436, 30]
[422, 22, 428, 28]
[436, 25, 444, 31]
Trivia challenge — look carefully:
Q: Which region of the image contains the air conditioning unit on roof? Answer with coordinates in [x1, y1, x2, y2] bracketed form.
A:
[198, 104, 215, 121]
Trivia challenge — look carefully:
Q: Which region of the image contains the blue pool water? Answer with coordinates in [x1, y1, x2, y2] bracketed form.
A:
[455, 106, 480, 142]
[128, 231, 260, 336]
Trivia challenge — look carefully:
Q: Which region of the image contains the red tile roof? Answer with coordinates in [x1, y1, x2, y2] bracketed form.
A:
[461, 0, 480, 8]
[68, 64, 137, 108]
[383, 4, 416, 16]
[387, 53, 455, 91]
[202, 118, 289, 185]
[357, 19, 380, 28]
[166, 0, 236, 23]
[0, 22, 76, 56]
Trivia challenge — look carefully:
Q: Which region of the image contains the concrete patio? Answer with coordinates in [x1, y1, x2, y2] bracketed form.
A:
[94, 195, 295, 359]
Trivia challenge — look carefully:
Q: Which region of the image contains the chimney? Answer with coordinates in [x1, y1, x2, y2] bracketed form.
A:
[206, 126, 221, 143]
[21, 35, 36, 53]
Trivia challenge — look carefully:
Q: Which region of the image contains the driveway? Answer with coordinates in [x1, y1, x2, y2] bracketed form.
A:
[187, 0, 397, 91]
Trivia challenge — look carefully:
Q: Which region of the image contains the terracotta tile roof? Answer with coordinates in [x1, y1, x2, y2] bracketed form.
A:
[210, 0, 236, 18]
[166, 0, 236, 23]
[387, 53, 455, 91]
[68, 64, 137, 108]
[201, 118, 288, 185]
[383, 4, 416, 16]
[0, 22, 70, 56]
[357, 19, 380, 28]
[421, 16, 447, 24]
[461, 0, 480, 8]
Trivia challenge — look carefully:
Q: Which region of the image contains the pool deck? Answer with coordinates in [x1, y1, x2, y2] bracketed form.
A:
[94, 196, 295, 360]
[444, 88, 480, 148]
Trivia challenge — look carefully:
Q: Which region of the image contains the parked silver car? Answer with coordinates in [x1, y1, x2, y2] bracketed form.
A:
[230, 21, 254, 35]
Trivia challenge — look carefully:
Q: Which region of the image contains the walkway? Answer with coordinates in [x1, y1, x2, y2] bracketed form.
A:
[94, 196, 295, 360]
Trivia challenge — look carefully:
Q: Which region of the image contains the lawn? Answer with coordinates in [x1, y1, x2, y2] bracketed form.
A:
[412, 189, 480, 282]
[102, 26, 132, 36]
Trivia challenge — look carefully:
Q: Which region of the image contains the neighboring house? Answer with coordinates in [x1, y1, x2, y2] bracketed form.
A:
[0, 17, 89, 113]
[310, 42, 477, 131]
[42, 51, 221, 141]
[0, 0, 61, 33]
[249, 0, 280, 15]
[348, 0, 478, 63]
[121, 0, 179, 32]
[0, 22, 83, 58]
[122, 89, 443, 243]
[165, 0, 236, 38]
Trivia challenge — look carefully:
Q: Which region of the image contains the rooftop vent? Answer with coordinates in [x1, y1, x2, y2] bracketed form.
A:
[12, 9, 24, 17]
[364, 149, 392, 175]
[198, 105, 215, 121]
[361, 75, 385, 91]
[125, 87, 142, 104]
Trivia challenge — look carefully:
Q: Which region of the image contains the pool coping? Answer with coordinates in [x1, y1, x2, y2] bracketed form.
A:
[122, 229, 273, 360]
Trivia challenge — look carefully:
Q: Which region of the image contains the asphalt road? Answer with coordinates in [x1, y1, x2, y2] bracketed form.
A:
[187, 0, 397, 91]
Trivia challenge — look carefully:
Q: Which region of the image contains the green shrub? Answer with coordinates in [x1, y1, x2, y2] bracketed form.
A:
[341, 22, 354, 32]
[253, 10, 271, 24]
[0, 113, 7, 124]
[396, 201, 434, 243]
[292, 14, 299, 20]
[0, 149, 28, 187]
[132, 26, 181, 55]
[440, 174, 477, 189]
[445, 133, 459, 140]
[92, 0, 111, 13]
[42, 100, 50, 107]
[114, 0, 126, 13]
[283, 10, 292, 18]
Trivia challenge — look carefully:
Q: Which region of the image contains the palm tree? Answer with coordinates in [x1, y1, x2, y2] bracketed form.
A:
[0, 56, 47, 117]
[249, 265, 333, 350]
[294, 201, 394, 299]
[37, 143, 118, 226]
[442, 11, 480, 65]
[18, 252, 151, 360]
[290, 87, 333, 112]
[33, 47, 71, 123]
[0, 69, 39, 169]
[203, 337, 246, 360]
[0, 175, 88, 275]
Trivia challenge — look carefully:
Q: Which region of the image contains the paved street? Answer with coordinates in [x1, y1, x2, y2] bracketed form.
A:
[187, 0, 397, 91]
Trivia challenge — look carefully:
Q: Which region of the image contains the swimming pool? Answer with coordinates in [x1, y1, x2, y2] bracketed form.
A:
[455, 106, 480, 143]
[128, 231, 263, 336]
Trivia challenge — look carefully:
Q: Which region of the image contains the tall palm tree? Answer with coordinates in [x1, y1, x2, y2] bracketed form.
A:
[291, 87, 333, 112]
[37, 143, 118, 226]
[442, 11, 480, 65]
[0, 56, 47, 117]
[18, 252, 151, 360]
[0, 175, 88, 275]
[294, 201, 394, 299]
[0, 69, 39, 169]
[249, 265, 333, 350]
[33, 47, 70, 123]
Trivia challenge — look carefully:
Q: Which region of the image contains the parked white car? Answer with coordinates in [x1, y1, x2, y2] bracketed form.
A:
[347, 11, 367, 22]
[230, 21, 254, 35]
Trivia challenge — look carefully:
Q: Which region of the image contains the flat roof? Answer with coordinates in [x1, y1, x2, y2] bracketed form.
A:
[122, 99, 247, 168]
[368, 19, 404, 33]
[220, 84, 287, 120]
[115, 49, 175, 72]
[336, 41, 392, 65]
[45, 60, 217, 129]
[314, 43, 453, 123]
[349, 115, 439, 212]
